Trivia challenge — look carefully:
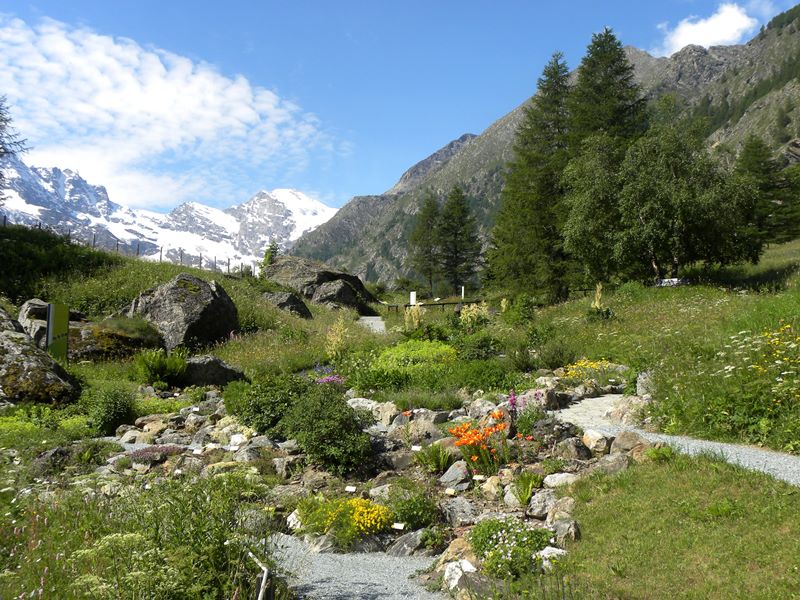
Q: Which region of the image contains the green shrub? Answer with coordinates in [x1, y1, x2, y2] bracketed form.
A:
[373, 339, 457, 373]
[373, 388, 463, 412]
[224, 375, 311, 436]
[401, 322, 451, 342]
[133, 348, 187, 388]
[535, 338, 578, 370]
[469, 517, 552, 579]
[85, 385, 135, 435]
[454, 331, 500, 360]
[280, 383, 374, 475]
[414, 443, 456, 474]
[384, 480, 439, 530]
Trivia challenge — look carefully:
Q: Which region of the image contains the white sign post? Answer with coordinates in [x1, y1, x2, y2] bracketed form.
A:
[461, 286, 465, 300]
[409, 291, 417, 305]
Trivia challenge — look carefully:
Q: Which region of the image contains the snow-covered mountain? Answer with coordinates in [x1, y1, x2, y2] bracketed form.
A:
[0, 154, 337, 270]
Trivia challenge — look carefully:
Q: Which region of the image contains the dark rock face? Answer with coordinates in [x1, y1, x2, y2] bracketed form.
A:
[261, 256, 377, 315]
[262, 291, 313, 319]
[122, 274, 238, 350]
[0, 308, 78, 404]
[181, 355, 246, 387]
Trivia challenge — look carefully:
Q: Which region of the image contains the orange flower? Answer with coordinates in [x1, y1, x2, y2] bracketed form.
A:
[490, 448, 497, 454]
[402, 410, 412, 417]
[525, 435, 534, 441]
[516, 433, 523, 439]
[490, 409, 504, 420]
[470, 455, 479, 462]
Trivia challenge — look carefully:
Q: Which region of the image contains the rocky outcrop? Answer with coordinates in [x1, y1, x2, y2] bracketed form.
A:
[0, 308, 78, 404]
[122, 274, 238, 350]
[262, 291, 313, 319]
[181, 355, 246, 387]
[261, 256, 377, 315]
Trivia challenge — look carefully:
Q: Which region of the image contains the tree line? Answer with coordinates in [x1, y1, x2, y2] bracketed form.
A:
[407, 27, 800, 301]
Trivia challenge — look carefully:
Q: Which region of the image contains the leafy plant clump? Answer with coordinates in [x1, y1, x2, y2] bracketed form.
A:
[133, 348, 188, 389]
[84, 385, 135, 435]
[384, 480, 439, 530]
[469, 517, 553, 579]
[297, 495, 393, 550]
[513, 471, 545, 506]
[280, 383, 374, 475]
[223, 375, 311, 436]
[414, 442, 456, 474]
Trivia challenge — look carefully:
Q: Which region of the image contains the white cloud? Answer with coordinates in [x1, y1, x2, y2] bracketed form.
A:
[653, 3, 759, 56]
[0, 16, 334, 209]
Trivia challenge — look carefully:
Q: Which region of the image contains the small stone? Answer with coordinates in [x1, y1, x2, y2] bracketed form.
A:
[413, 408, 450, 424]
[610, 430, 651, 454]
[439, 460, 470, 487]
[552, 518, 581, 545]
[444, 560, 477, 591]
[436, 537, 479, 572]
[368, 484, 392, 501]
[554, 437, 592, 461]
[441, 496, 477, 526]
[536, 546, 568, 572]
[374, 402, 400, 426]
[229, 433, 248, 447]
[503, 486, 522, 508]
[466, 399, 496, 419]
[287, 509, 302, 530]
[582, 430, 612, 455]
[277, 439, 301, 455]
[543, 473, 579, 488]
[347, 397, 380, 413]
[382, 449, 414, 471]
[481, 476, 502, 498]
[233, 447, 261, 463]
[589, 453, 629, 476]
[546, 497, 576, 524]
[527, 488, 558, 519]
[387, 529, 426, 557]
[273, 455, 305, 479]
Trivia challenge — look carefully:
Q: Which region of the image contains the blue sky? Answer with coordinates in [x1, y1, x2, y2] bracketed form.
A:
[0, 1, 794, 210]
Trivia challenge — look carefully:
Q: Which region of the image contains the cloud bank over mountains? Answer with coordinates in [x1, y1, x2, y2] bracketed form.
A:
[0, 16, 337, 210]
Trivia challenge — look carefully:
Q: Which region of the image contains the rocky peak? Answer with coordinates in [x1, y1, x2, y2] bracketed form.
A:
[387, 133, 477, 195]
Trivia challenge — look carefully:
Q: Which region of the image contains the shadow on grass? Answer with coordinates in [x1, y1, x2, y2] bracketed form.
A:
[685, 262, 800, 292]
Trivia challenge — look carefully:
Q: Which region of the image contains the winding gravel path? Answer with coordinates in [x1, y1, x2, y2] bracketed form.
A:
[271, 534, 445, 600]
[555, 395, 800, 487]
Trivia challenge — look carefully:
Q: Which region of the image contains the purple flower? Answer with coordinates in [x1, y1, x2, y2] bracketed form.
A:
[314, 374, 345, 385]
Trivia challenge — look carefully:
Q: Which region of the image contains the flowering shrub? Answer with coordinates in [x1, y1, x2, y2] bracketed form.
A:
[449, 415, 510, 475]
[562, 358, 616, 386]
[297, 495, 392, 549]
[404, 304, 426, 331]
[459, 302, 490, 333]
[325, 314, 350, 361]
[469, 517, 553, 579]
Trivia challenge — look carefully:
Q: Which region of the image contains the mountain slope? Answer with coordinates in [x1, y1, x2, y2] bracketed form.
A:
[0, 154, 337, 270]
[293, 8, 800, 284]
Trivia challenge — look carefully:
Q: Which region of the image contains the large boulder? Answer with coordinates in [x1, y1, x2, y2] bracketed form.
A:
[182, 355, 246, 387]
[0, 308, 77, 404]
[122, 274, 238, 350]
[262, 291, 312, 319]
[260, 255, 377, 315]
[18, 298, 86, 349]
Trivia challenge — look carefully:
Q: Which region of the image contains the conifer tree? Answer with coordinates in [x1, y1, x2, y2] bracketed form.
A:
[735, 135, 800, 242]
[0, 96, 26, 204]
[567, 27, 646, 153]
[437, 186, 481, 293]
[487, 52, 572, 301]
[408, 192, 441, 294]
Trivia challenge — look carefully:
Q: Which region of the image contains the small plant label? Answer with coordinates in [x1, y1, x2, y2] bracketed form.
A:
[191, 407, 200, 412]
[229, 445, 240, 452]
[192, 448, 203, 455]
[173, 468, 182, 475]
[391, 522, 406, 530]
[445, 487, 457, 496]
[345, 485, 357, 493]
[472, 475, 486, 481]
[144, 483, 151, 490]
[411, 445, 422, 452]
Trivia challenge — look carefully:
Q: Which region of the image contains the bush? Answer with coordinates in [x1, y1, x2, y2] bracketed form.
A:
[535, 338, 578, 370]
[459, 302, 490, 333]
[85, 385, 135, 435]
[224, 375, 311, 436]
[454, 330, 499, 360]
[373, 340, 457, 373]
[133, 348, 187, 388]
[297, 495, 392, 549]
[384, 480, 439, 530]
[280, 383, 373, 475]
[469, 517, 552, 579]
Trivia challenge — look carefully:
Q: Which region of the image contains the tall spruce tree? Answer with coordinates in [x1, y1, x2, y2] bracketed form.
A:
[437, 186, 481, 293]
[0, 96, 26, 204]
[567, 27, 646, 153]
[408, 192, 441, 294]
[487, 52, 572, 301]
[734, 135, 799, 243]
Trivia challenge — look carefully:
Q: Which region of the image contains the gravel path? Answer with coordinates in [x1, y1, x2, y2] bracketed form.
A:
[271, 534, 444, 600]
[555, 394, 800, 487]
